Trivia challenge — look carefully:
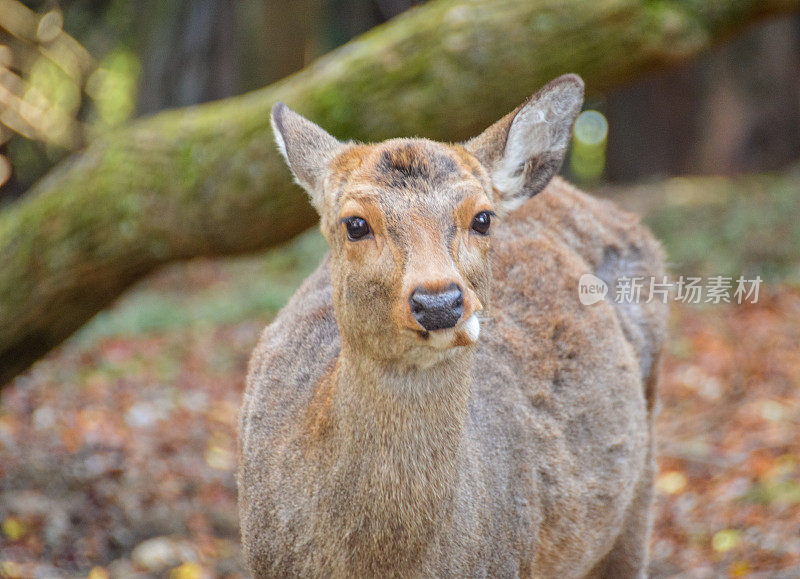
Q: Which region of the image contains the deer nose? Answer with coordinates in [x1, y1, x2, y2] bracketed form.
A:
[409, 283, 464, 331]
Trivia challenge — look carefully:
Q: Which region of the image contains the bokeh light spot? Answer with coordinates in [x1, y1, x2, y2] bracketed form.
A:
[570, 110, 608, 183]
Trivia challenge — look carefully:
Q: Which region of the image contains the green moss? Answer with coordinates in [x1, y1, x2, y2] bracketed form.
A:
[178, 143, 202, 190]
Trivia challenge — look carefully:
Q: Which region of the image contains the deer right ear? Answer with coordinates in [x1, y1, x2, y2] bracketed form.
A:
[271, 103, 344, 211]
[466, 74, 584, 212]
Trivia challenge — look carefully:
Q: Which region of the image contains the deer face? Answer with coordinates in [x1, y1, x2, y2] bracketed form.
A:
[271, 75, 584, 365]
[323, 139, 493, 361]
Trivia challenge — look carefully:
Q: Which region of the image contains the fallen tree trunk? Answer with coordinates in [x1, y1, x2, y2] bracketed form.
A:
[1, 0, 798, 385]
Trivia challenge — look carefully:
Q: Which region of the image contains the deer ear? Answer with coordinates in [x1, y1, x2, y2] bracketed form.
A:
[271, 103, 344, 211]
[466, 74, 584, 212]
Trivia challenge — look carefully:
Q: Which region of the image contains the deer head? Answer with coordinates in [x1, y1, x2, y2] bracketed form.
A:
[271, 74, 584, 366]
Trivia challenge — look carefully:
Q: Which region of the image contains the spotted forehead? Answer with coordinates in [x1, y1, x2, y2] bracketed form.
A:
[330, 139, 488, 205]
[377, 141, 457, 185]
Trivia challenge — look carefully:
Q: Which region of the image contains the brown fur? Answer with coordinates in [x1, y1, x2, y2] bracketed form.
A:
[239, 75, 667, 577]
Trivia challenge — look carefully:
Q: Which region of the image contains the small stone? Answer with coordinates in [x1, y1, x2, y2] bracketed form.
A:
[131, 537, 178, 572]
[32, 407, 56, 430]
[32, 564, 62, 579]
[106, 558, 136, 577]
[131, 537, 197, 573]
[125, 402, 166, 428]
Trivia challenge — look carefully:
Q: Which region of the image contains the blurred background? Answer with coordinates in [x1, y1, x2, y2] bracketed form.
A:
[1, 1, 799, 577]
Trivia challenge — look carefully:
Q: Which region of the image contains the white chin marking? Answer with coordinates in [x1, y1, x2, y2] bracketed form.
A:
[463, 314, 480, 343]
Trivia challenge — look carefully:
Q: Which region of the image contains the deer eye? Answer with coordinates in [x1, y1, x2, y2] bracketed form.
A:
[470, 211, 494, 235]
[342, 216, 371, 241]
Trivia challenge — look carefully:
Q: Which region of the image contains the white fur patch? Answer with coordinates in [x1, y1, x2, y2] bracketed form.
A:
[462, 313, 480, 343]
[270, 114, 289, 163]
[426, 330, 455, 351]
[500, 194, 528, 213]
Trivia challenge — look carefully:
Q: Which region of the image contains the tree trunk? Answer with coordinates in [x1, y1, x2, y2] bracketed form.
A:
[1, 0, 798, 385]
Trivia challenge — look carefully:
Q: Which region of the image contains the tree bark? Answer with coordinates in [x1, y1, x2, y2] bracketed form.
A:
[2, 0, 799, 385]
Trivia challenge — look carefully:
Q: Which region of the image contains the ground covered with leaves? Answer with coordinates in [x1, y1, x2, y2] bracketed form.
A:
[1, 233, 799, 577]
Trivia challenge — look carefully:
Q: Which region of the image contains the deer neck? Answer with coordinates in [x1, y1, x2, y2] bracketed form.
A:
[308, 342, 474, 568]
[334, 342, 473, 453]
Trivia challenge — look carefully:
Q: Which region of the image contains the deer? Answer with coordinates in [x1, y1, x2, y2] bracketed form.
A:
[238, 74, 667, 578]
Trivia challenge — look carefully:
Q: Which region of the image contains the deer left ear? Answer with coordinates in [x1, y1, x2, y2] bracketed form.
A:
[271, 102, 344, 212]
[466, 74, 584, 212]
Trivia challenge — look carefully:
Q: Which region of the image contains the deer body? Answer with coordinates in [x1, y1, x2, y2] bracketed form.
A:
[239, 76, 666, 577]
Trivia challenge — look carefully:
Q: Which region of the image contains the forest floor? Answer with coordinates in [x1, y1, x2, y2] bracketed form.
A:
[2, 172, 800, 577]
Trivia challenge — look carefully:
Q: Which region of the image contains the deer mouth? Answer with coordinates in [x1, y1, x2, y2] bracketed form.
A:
[415, 313, 481, 349]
